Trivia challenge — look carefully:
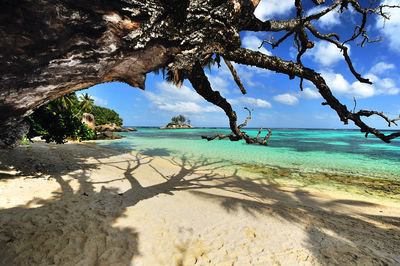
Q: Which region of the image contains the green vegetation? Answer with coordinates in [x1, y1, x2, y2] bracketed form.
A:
[91, 106, 123, 126]
[167, 114, 190, 127]
[27, 93, 122, 143]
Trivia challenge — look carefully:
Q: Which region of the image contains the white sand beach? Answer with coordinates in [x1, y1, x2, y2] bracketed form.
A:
[0, 141, 399, 265]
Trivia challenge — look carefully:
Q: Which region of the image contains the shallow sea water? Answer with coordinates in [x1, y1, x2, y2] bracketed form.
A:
[95, 128, 400, 181]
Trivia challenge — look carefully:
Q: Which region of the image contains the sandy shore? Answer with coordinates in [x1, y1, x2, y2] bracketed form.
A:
[0, 141, 399, 265]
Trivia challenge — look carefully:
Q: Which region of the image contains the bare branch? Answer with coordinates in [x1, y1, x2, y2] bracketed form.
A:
[223, 47, 400, 143]
[201, 54, 213, 66]
[299, 78, 304, 91]
[355, 110, 400, 127]
[223, 57, 247, 94]
[312, 0, 326, 5]
[256, 126, 272, 145]
[238, 107, 253, 129]
[201, 133, 233, 141]
[306, 22, 372, 84]
[188, 61, 272, 146]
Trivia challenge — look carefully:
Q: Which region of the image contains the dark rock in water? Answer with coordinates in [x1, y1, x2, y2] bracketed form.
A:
[95, 123, 136, 133]
[0, 120, 30, 148]
[96, 123, 122, 132]
[96, 131, 123, 140]
[95, 123, 135, 140]
[103, 131, 114, 138]
[159, 124, 195, 129]
[96, 123, 137, 133]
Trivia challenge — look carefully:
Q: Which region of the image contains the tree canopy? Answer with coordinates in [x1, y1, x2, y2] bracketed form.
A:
[169, 115, 189, 126]
[27, 93, 123, 143]
[0, 0, 399, 147]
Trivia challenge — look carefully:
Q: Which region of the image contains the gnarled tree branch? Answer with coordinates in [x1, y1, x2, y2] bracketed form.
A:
[188, 61, 272, 145]
[223, 47, 399, 143]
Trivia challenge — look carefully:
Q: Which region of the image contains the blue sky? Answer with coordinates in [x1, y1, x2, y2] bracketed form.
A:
[79, 0, 400, 129]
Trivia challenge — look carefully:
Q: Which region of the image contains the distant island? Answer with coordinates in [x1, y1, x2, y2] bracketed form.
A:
[159, 114, 195, 129]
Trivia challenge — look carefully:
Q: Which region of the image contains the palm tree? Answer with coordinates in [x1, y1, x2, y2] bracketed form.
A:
[74, 93, 94, 117]
[79, 93, 94, 113]
[177, 114, 186, 124]
[54, 93, 78, 112]
[171, 116, 179, 124]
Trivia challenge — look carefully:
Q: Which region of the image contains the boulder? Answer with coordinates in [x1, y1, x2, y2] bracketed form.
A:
[95, 123, 121, 132]
[159, 123, 195, 129]
[0, 120, 30, 149]
[96, 131, 123, 140]
[81, 113, 95, 131]
[95, 123, 137, 133]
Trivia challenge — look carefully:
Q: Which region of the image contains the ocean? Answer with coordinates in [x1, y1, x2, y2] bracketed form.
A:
[94, 128, 400, 198]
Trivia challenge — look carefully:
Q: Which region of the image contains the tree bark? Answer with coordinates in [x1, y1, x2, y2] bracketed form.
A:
[0, 0, 182, 147]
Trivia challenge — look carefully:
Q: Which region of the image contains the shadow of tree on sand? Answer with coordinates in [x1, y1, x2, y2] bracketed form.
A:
[0, 143, 140, 265]
[0, 143, 399, 265]
[188, 170, 400, 265]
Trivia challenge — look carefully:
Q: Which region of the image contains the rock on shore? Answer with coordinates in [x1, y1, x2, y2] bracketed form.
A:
[95, 123, 137, 140]
[159, 123, 195, 129]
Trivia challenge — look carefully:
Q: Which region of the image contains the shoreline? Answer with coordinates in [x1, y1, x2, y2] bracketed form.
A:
[1, 141, 399, 265]
[92, 137, 400, 205]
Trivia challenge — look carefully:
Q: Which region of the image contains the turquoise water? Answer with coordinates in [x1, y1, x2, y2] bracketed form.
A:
[95, 128, 400, 180]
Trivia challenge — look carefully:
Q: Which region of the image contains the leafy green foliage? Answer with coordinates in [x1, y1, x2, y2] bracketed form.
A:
[79, 93, 95, 113]
[27, 101, 95, 143]
[91, 106, 123, 126]
[170, 114, 188, 125]
[27, 92, 121, 144]
[177, 114, 186, 123]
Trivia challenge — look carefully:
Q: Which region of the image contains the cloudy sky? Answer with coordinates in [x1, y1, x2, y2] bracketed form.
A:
[79, 0, 400, 129]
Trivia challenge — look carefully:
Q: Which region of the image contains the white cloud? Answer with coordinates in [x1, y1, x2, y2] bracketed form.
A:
[374, 77, 399, 95]
[350, 81, 375, 98]
[242, 34, 271, 55]
[376, 0, 400, 53]
[273, 93, 299, 105]
[369, 62, 395, 75]
[254, 0, 294, 20]
[144, 82, 203, 104]
[307, 41, 349, 67]
[92, 96, 108, 106]
[207, 74, 230, 96]
[321, 70, 400, 98]
[228, 96, 272, 108]
[144, 82, 220, 114]
[268, 88, 320, 104]
[158, 102, 220, 114]
[301, 87, 321, 99]
[320, 71, 351, 94]
[307, 6, 341, 29]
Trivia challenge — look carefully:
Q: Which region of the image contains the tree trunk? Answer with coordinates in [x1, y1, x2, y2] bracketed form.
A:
[0, 0, 185, 147]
